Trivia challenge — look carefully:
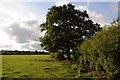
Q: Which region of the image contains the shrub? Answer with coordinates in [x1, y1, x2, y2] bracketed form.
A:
[77, 24, 120, 78]
[50, 52, 65, 60]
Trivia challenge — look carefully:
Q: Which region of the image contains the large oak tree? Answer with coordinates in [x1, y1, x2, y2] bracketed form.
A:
[40, 3, 101, 60]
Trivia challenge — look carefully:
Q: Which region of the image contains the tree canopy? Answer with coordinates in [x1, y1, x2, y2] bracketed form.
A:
[40, 3, 101, 60]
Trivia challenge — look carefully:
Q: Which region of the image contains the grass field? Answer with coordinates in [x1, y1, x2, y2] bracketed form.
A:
[2, 55, 78, 78]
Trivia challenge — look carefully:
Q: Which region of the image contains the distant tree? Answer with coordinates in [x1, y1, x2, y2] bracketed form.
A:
[15, 50, 18, 52]
[40, 3, 101, 60]
[35, 50, 38, 54]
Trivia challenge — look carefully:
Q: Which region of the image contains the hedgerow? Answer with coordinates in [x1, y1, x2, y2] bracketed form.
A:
[77, 19, 120, 78]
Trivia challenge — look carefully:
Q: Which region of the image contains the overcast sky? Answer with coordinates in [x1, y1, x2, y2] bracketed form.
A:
[0, 1, 118, 51]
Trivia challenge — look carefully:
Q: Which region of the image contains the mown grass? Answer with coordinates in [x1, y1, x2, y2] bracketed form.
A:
[2, 55, 78, 78]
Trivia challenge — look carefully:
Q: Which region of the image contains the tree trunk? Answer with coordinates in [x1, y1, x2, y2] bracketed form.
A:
[67, 53, 71, 61]
[66, 47, 71, 61]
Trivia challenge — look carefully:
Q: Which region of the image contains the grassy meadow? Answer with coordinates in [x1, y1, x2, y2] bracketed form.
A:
[2, 55, 78, 78]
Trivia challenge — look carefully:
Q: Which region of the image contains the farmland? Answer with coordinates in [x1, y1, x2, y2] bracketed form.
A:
[2, 55, 78, 78]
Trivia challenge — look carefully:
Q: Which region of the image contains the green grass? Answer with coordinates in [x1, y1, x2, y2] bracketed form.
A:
[2, 55, 78, 78]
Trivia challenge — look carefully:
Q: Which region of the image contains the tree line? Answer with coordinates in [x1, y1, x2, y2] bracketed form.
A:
[0, 50, 49, 55]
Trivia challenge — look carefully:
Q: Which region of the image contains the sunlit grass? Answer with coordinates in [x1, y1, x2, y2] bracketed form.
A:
[2, 55, 78, 78]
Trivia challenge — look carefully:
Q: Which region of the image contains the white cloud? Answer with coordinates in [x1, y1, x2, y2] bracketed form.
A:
[0, 2, 43, 51]
[0, 29, 22, 50]
[88, 11, 109, 27]
[55, 1, 109, 27]
[75, 5, 88, 11]
[0, 18, 43, 51]
[75, 5, 109, 27]
[0, 6, 21, 19]
[55, 1, 69, 6]
[0, 2, 38, 27]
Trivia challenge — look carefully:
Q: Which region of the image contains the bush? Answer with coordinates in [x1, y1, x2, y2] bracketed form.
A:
[77, 24, 120, 78]
[50, 52, 65, 60]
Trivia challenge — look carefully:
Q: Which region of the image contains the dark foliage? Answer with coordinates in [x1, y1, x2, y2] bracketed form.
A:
[40, 3, 101, 60]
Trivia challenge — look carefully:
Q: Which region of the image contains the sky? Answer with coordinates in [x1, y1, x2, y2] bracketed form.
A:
[0, 1, 118, 51]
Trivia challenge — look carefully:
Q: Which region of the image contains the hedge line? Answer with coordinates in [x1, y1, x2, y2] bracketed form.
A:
[77, 25, 120, 78]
